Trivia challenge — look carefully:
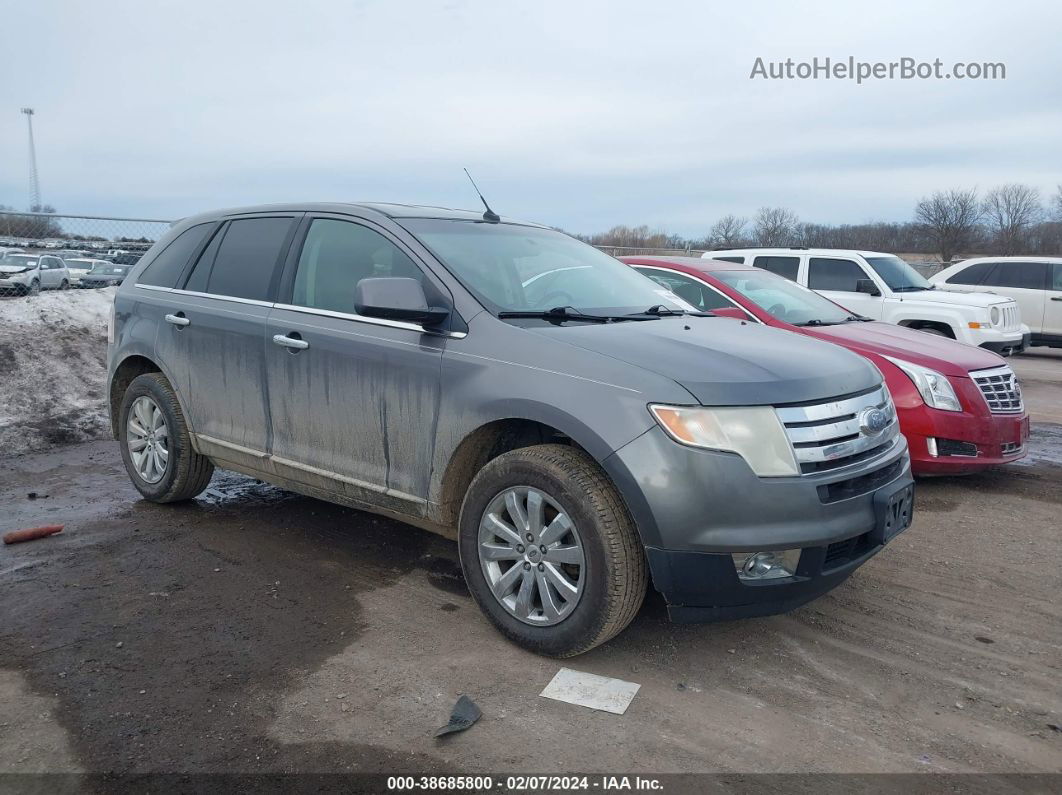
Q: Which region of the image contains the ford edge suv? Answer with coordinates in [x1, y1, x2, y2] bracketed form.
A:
[107, 203, 915, 656]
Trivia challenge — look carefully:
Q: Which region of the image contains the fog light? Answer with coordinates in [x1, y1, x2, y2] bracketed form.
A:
[732, 549, 800, 581]
[926, 437, 938, 457]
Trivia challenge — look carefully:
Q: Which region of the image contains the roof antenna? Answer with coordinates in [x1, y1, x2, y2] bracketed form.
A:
[463, 168, 500, 222]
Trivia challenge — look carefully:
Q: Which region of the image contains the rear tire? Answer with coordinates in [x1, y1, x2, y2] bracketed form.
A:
[59, 279, 70, 290]
[458, 444, 648, 657]
[118, 373, 214, 502]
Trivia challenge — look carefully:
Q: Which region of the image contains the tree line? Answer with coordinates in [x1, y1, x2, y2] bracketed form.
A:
[580, 184, 1062, 262]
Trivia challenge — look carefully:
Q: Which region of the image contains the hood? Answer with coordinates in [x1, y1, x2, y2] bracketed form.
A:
[802, 321, 1004, 377]
[896, 288, 1012, 309]
[526, 316, 880, 406]
[0, 263, 34, 274]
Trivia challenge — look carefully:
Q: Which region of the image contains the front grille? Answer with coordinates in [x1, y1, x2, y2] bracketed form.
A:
[970, 365, 1023, 414]
[1001, 303, 1020, 331]
[824, 531, 876, 570]
[776, 385, 900, 474]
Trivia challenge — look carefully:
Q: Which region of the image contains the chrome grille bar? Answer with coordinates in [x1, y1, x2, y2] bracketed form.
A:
[970, 365, 1023, 414]
[776, 386, 900, 472]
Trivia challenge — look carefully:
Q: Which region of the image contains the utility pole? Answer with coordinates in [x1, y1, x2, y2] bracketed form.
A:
[21, 108, 41, 211]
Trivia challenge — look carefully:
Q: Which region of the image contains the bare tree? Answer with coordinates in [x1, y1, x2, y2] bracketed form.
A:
[708, 214, 747, 248]
[982, 184, 1042, 254]
[753, 207, 800, 246]
[1053, 185, 1062, 221]
[914, 189, 982, 262]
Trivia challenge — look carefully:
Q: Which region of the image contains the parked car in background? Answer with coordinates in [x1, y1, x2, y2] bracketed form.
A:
[64, 258, 112, 286]
[0, 253, 70, 295]
[624, 256, 1029, 475]
[931, 257, 1062, 349]
[705, 248, 1029, 355]
[80, 263, 132, 288]
[110, 252, 144, 267]
[107, 202, 914, 656]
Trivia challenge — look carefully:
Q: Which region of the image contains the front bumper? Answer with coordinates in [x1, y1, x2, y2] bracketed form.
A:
[0, 276, 30, 294]
[603, 425, 913, 620]
[898, 377, 1029, 475]
[980, 331, 1031, 356]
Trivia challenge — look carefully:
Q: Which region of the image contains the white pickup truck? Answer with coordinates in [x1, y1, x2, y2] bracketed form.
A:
[704, 248, 1030, 355]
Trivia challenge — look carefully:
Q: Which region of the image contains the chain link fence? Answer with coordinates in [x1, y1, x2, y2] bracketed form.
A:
[0, 211, 172, 254]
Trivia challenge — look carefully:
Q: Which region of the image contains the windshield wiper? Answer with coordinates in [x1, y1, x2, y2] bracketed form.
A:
[497, 306, 654, 323]
[844, 314, 874, 322]
[794, 319, 844, 327]
[892, 285, 933, 292]
[629, 304, 715, 318]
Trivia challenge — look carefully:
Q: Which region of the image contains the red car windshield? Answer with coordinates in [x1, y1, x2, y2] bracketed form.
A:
[713, 269, 855, 326]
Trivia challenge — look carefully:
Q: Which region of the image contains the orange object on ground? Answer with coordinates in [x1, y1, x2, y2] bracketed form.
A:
[3, 525, 64, 545]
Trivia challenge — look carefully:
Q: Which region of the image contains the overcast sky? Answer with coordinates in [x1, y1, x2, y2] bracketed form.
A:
[2, 0, 1060, 236]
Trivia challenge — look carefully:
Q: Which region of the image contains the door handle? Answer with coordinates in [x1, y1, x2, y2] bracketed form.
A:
[165, 313, 190, 327]
[1052, 296, 1062, 302]
[273, 333, 309, 350]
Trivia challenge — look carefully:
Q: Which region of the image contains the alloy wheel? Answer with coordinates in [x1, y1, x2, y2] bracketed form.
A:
[127, 396, 170, 484]
[478, 486, 586, 626]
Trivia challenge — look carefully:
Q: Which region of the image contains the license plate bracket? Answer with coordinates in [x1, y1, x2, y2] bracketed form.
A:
[873, 482, 914, 544]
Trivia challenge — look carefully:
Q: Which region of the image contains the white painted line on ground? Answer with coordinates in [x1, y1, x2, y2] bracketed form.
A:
[539, 667, 640, 715]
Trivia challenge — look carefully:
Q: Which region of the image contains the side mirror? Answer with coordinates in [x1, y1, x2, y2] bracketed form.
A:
[855, 279, 881, 296]
[354, 277, 450, 327]
[711, 306, 754, 321]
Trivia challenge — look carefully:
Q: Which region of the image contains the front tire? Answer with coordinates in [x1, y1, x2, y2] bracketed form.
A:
[27, 279, 40, 296]
[458, 444, 648, 657]
[118, 373, 214, 502]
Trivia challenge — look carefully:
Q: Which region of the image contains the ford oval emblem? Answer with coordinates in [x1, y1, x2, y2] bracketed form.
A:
[859, 407, 889, 435]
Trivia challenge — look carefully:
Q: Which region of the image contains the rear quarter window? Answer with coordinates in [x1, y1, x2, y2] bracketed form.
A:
[137, 223, 214, 288]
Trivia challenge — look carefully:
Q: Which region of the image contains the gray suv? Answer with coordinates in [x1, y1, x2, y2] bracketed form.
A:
[108, 203, 914, 656]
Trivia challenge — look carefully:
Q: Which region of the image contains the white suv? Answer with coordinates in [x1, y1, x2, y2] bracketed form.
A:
[930, 257, 1062, 349]
[0, 253, 71, 295]
[705, 248, 1029, 355]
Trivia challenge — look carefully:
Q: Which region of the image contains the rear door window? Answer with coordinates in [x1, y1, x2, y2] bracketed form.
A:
[184, 217, 295, 300]
[710, 255, 746, 264]
[807, 257, 867, 291]
[945, 261, 995, 286]
[753, 255, 800, 281]
[981, 261, 1048, 290]
[138, 223, 213, 288]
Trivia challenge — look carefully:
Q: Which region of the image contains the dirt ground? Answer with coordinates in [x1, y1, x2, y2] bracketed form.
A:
[0, 352, 1059, 779]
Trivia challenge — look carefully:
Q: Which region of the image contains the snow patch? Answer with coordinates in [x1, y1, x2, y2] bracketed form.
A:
[0, 289, 116, 457]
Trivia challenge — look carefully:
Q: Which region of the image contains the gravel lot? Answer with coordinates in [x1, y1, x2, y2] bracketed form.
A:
[0, 349, 1059, 778]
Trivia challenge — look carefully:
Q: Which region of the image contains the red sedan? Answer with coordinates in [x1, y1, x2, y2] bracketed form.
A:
[621, 256, 1029, 475]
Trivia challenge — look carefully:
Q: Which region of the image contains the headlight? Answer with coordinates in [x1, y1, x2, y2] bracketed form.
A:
[882, 356, 961, 412]
[649, 404, 799, 476]
[990, 306, 1001, 326]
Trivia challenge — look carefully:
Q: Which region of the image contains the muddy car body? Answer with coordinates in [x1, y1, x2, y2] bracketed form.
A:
[108, 203, 914, 655]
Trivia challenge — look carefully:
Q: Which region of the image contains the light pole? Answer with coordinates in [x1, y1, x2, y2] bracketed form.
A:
[21, 107, 41, 211]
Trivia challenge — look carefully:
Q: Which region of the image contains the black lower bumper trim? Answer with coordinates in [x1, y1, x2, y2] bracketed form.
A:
[980, 333, 1030, 355]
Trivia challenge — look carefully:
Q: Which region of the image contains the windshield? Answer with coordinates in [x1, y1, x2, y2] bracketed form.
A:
[90, 265, 128, 275]
[400, 219, 692, 316]
[864, 255, 932, 291]
[1, 255, 37, 267]
[714, 269, 853, 326]
[66, 260, 94, 268]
